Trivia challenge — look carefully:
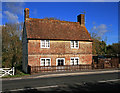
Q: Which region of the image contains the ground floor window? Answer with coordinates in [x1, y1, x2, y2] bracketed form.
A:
[56, 58, 65, 66]
[70, 57, 79, 65]
[40, 58, 51, 66]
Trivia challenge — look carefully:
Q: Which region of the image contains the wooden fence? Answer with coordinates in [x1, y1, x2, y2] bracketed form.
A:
[28, 64, 92, 74]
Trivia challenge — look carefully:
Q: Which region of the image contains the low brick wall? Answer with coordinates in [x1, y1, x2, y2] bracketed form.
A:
[92, 57, 119, 69]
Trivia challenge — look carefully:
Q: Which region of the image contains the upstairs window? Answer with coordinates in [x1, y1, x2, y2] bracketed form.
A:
[70, 57, 79, 65]
[71, 41, 79, 49]
[41, 40, 50, 48]
[40, 58, 51, 66]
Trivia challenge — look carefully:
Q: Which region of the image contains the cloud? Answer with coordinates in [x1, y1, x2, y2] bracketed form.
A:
[92, 21, 96, 25]
[3, 2, 25, 24]
[5, 2, 25, 15]
[93, 24, 108, 36]
[109, 24, 112, 27]
[4, 11, 19, 23]
[91, 24, 109, 40]
[32, 9, 37, 17]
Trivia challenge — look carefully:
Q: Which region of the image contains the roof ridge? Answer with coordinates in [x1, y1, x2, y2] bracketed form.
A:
[26, 18, 79, 24]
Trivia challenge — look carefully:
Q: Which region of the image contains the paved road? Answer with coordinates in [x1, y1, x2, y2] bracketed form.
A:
[2, 72, 120, 92]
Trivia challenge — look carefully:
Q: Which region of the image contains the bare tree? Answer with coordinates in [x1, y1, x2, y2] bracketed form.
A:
[2, 22, 23, 68]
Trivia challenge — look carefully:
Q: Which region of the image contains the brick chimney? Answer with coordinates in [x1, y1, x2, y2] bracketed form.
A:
[77, 14, 85, 26]
[24, 8, 29, 20]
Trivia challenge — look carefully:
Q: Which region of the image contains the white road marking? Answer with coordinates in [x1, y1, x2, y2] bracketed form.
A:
[35, 85, 58, 89]
[4, 85, 58, 92]
[98, 79, 120, 83]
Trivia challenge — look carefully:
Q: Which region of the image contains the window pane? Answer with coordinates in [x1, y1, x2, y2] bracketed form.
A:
[75, 41, 78, 43]
[61, 59, 64, 65]
[75, 41, 78, 48]
[70, 58, 74, 65]
[41, 59, 45, 66]
[41, 40, 45, 47]
[46, 42, 49, 47]
[75, 58, 79, 65]
[48, 41, 50, 47]
[74, 59, 77, 65]
[46, 59, 50, 66]
[46, 40, 49, 43]
[46, 40, 50, 47]
[46, 40, 50, 48]
[58, 60, 60, 66]
[61, 61, 64, 66]
[48, 62, 50, 66]
[71, 41, 74, 48]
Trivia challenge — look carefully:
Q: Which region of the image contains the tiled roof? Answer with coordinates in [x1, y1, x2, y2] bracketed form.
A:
[25, 18, 92, 41]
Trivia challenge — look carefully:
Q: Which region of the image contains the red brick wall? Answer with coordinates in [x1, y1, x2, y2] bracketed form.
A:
[28, 40, 92, 54]
[28, 54, 92, 66]
[28, 40, 92, 66]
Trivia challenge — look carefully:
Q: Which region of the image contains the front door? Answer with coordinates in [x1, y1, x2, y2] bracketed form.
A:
[56, 58, 65, 66]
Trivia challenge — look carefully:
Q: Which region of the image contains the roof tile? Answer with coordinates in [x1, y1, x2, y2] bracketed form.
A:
[25, 18, 92, 41]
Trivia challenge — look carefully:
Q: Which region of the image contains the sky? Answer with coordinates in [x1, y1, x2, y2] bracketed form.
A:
[1, 1, 119, 45]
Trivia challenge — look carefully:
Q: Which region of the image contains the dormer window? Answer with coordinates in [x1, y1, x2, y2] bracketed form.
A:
[71, 41, 79, 49]
[41, 40, 50, 48]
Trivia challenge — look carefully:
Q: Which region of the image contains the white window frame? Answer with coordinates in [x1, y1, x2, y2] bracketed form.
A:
[56, 58, 65, 66]
[40, 58, 51, 66]
[71, 41, 79, 49]
[70, 57, 79, 65]
[41, 40, 50, 48]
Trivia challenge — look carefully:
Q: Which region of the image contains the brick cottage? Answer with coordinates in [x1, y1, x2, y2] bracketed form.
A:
[22, 8, 93, 73]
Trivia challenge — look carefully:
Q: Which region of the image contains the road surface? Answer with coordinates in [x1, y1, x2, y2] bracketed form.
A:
[2, 71, 120, 92]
